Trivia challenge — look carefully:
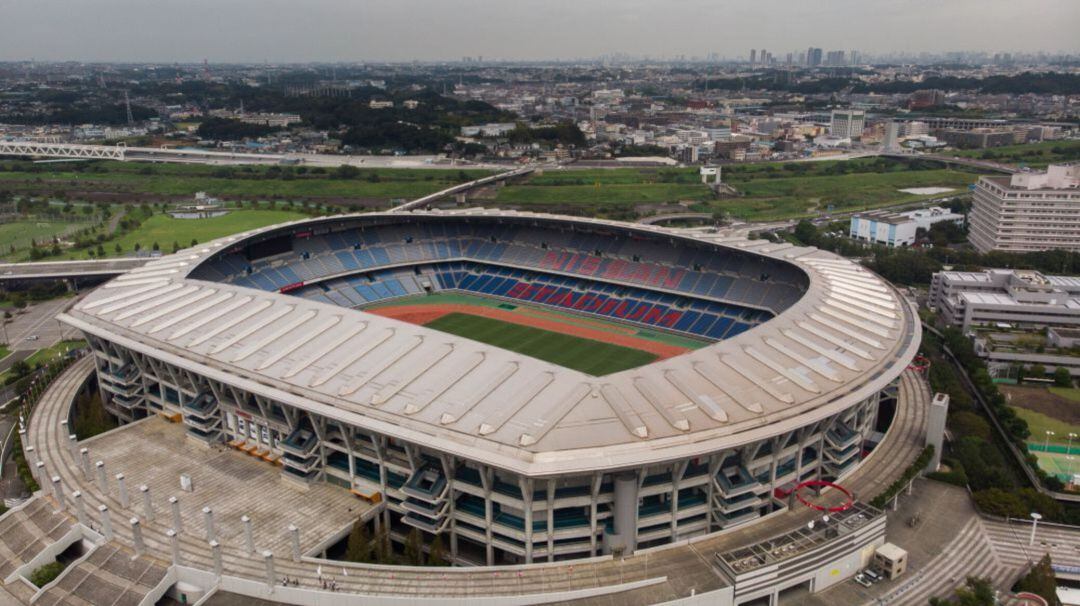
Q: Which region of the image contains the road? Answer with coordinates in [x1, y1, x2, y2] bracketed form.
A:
[2, 296, 78, 351]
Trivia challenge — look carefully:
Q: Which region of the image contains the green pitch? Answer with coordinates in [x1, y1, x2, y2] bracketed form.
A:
[423, 312, 658, 376]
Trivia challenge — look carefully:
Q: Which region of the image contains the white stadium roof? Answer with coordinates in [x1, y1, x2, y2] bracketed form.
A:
[61, 210, 919, 476]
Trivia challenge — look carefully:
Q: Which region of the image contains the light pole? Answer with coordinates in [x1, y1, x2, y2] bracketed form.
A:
[1029, 512, 1042, 546]
[1044, 431, 1055, 453]
[1068, 433, 1078, 456]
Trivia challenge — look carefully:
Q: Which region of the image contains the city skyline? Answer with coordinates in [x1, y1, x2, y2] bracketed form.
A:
[0, 0, 1077, 63]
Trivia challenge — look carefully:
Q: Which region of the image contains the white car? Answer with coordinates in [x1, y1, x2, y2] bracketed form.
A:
[25, 335, 39, 341]
[854, 574, 872, 588]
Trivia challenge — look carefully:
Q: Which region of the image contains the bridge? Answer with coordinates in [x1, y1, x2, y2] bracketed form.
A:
[0, 141, 289, 165]
[0, 258, 149, 286]
[876, 151, 1018, 174]
[390, 165, 535, 211]
[0, 140, 510, 169]
[637, 212, 716, 225]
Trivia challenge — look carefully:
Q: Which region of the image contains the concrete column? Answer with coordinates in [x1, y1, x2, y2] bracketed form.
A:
[288, 524, 301, 561]
[203, 507, 215, 542]
[24, 445, 37, 471]
[140, 485, 153, 521]
[169, 497, 182, 532]
[67, 433, 78, 458]
[210, 540, 222, 577]
[34, 462, 46, 489]
[263, 551, 275, 589]
[52, 476, 65, 510]
[72, 491, 88, 527]
[612, 472, 639, 554]
[130, 517, 145, 557]
[80, 448, 92, 478]
[98, 505, 113, 541]
[95, 461, 108, 494]
[116, 473, 129, 508]
[167, 529, 181, 565]
[242, 515, 255, 553]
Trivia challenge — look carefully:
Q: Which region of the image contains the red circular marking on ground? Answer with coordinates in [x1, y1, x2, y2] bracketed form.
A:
[793, 480, 854, 513]
[367, 303, 690, 360]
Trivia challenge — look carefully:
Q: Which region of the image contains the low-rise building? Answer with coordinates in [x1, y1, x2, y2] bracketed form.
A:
[849, 207, 963, 247]
[929, 269, 1080, 331]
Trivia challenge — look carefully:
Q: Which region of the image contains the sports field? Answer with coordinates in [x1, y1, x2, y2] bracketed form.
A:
[425, 313, 657, 375]
[1003, 385, 1080, 482]
[365, 292, 706, 375]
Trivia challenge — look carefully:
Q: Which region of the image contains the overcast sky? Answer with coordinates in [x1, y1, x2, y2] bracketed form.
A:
[0, 0, 1077, 63]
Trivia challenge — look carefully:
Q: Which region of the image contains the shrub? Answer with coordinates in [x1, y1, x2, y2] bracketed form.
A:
[28, 561, 66, 587]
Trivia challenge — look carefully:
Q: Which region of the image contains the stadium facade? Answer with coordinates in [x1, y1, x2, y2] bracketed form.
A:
[60, 210, 920, 566]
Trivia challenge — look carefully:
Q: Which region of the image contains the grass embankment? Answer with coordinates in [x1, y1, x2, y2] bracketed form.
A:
[496, 159, 981, 221]
[949, 140, 1080, 168]
[0, 162, 493, 201]
[0, 219, 96, 261]
[423, 312, 658, 375]
[37, 209, 307, 261]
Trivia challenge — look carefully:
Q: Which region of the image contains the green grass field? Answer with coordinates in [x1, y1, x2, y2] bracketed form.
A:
[1048, 386, 1080, 402]
[1032, 450, 1079, 482]
[1014, 406, 1080, 446]
[0, 219, 96, 261]
[0, 340, 85, 383]
[497, 162, 981, 221]
[0, 345, 10, 359]
[423, 312, 658, 375]
[949, 140, 1080, 168]
[1014, 407, 1080, 447]
[38, 209, 306, 260]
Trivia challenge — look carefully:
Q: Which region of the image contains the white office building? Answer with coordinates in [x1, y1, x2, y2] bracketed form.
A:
[968, 163, 1080, 253]
[829, 110, 866, 140]
[849, 207, 963, 247]
[929, 269, 1080, 331]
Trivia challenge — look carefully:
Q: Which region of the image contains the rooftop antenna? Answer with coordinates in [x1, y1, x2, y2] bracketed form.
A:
[124, 91, 134, 125]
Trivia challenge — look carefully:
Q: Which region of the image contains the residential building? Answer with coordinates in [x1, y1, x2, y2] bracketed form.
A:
[968, 163, 1080, 253]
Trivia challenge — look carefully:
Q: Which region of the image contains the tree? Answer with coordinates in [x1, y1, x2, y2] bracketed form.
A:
[428, 534, 447, 566]
[373, 525, 391, 564]
[1053, 367, 1071, 388]
[152, 242, 160, 252]
[114, 243, 122, 254]
[344, 520, 372, 563]
[950, 411, 991, 441]
[404, 528, 423, 565]
[1029, 364, 1047, 379]
[1013, 554, 1063, 606]
[929, 577, 996, 606]
[335, 165, 361, 179]
[190, 239, 198, 247]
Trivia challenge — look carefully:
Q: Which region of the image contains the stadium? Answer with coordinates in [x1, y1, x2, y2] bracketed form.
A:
[58, 209, 920, 569]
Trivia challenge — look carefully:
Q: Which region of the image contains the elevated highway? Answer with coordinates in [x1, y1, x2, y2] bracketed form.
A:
[0, 258, 149, 286]
[390, 165, 536, 211]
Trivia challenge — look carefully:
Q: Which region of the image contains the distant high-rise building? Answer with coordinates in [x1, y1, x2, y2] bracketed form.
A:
[808, 48, 823, 67]
[760, 49, 767, 65]
[850, 50, 860, 65]
[829, 109, 866, 139]
[750, 49, 757, 64]
[786, 53, 793, 66]
[883, 122, 901, 151]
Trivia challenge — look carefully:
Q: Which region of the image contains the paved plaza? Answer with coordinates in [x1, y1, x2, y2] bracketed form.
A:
[82, 416, 375, 556]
